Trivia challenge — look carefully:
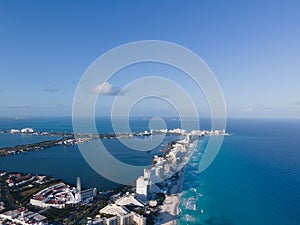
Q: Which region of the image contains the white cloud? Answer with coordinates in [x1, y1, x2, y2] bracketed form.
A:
[92, 82, 123, 95]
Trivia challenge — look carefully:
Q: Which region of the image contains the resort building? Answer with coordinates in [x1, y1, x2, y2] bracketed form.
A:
[136, 175, 150, 203]
[81, 188, 97, 204]
[95, 204, 145, 225]
[30, 177, 96, 209]
[136, 169, 162, 203]
[91, 200, 146, 225]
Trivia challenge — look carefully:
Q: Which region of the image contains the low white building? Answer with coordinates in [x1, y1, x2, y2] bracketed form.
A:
[96, 203, 146, 225]
[10, 129, 20, 133]
[0, 207, 47, 225]
[81, 187, 97, 204]
[30, 179, 96, 209]
[89, 217, 106, 225]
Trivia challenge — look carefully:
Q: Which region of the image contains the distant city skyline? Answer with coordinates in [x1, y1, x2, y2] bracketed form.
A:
[0, 1, 300, 118]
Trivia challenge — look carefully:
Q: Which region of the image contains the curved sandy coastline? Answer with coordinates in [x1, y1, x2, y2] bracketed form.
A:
[156, 169, 184, 225]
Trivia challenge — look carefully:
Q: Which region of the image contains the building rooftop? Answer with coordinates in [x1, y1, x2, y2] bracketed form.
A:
[33, 214, 47, 222]
[115, 195, 144, 207]
[99, 204, 129, 216]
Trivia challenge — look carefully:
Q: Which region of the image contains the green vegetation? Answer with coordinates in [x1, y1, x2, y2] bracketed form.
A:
[0, 137, 72, 156]
[0, 178, 15, 210]
[155, 193, 166, 204]
[42, 206, 77, 224]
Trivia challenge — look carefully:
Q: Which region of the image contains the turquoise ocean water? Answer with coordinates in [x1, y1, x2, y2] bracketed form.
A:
[0, 117, 300, 224]
[178, 119, 300, 225]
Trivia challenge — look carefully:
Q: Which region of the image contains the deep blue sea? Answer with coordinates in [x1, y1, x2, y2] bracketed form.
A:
[0, 117, 300, 225]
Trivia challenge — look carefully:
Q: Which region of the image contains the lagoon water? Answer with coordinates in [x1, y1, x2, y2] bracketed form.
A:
[1, 117, 300, 224]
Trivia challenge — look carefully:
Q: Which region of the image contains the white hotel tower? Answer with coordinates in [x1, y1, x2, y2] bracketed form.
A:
[136, 169, 151, 203]
[75, 177, 82, 201]
[76, 177, 81, 192]
[136, 169, 161, 203]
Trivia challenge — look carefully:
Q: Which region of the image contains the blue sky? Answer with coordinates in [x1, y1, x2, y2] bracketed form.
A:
[0, 0, 299, 118]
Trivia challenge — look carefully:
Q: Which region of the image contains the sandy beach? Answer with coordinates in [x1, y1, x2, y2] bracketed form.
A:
[157, 194, 180, 225]
[155, 169, 184, 225]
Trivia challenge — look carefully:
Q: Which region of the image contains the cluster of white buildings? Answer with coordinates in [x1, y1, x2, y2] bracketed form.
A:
[135, 133, 198, 204]
[0, 207, 48, 225]
[151, 128, 187, 135]
[56, 137, 93, 145]
[87, 194, 146, 225]
[9, 128, 35, 134]
[190, 129, 227, 136]
[135, 127, 229, 202]
[151, 128, 227, 136]
[30, 177, 96, 209]
[146, 128, 227, 183]
[5, 172, 48, 188]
